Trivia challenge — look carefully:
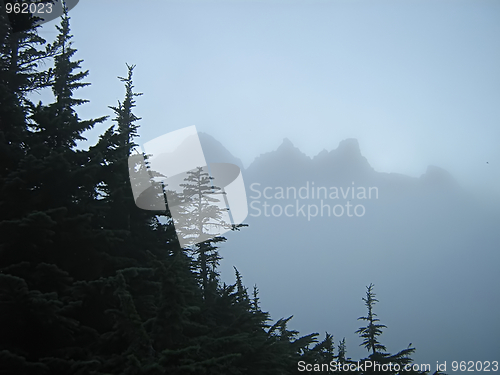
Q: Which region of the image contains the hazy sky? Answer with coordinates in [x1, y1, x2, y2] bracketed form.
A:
[30, 1, 500, 366]
[37, 0, 500, 194]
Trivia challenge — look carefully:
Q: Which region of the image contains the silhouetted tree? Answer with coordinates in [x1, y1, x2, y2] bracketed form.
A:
[356, 284, 420, 375]
[173, 167, 231, 299]
[356, 283, 387, 356]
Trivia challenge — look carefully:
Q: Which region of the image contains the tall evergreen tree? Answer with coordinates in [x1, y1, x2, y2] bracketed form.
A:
[0, 0, 57, 220]
[0, 5, 109, 373]
[172, 166, 230, 299]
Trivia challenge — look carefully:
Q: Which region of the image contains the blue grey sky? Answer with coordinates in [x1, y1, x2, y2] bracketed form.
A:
[38, 0, 500, 194]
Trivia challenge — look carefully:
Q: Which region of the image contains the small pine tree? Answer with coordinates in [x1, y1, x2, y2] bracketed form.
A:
[356, 283, 387, 356]
[356, 284, 420, 374]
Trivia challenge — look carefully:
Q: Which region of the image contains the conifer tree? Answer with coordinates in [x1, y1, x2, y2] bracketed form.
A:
[0, 6, 108, 373]
[173, 166, 231, 299]
[356, 284, 419, 374]
[337, 337, 349, 364]
[356, 283, 388, 356]
[19, 3, 106, 279]
[0, 1, 56, 219]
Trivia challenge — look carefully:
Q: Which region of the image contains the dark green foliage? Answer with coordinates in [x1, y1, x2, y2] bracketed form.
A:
[0, 9, 431, 375]
[356, 283, 388, 356]
[354, 284, 427, 375]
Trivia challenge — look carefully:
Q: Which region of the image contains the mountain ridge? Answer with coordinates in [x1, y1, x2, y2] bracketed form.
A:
[198, 133, 458, 190]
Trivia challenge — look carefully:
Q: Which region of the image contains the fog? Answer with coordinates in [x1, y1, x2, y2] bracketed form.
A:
[36, 0, 500, 369]
[196, 132, 500, 368]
